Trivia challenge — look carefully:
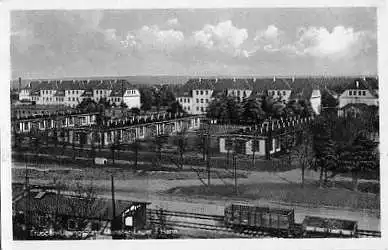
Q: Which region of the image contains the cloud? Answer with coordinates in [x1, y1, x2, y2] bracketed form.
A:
[121, 25, 184, 54]
[294, 26, 374, 60]
[167, 18, 179, 26]
[192, 20, 249, 57]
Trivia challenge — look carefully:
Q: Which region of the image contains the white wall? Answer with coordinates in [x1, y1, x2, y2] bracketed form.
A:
[123, 89, 141, 109]
[268, 89, 292, 102]
[19, 89, 31, 101]
[226, 89, 253, 102]
[310, 90, 322, 115]
[64, 89, 85, 107]
[177, 96, 194, 114]
[245, 139, 266, 156]
[192, 89, 213, 114]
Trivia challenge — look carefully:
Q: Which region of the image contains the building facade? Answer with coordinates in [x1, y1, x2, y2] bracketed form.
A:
[338, 79, 378, 109]
[18, 79, 141, 109]
[176, 77, 322, 115]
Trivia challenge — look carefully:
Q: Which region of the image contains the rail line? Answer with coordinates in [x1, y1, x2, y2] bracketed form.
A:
[147, 209, 381, 238]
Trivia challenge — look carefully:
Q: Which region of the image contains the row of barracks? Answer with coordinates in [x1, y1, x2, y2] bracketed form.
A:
[216, 116, 315, 159]
[12, 109, 315, 159]
[12, 111, 202, 147]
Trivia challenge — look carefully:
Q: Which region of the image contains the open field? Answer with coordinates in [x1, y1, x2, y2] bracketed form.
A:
[165, 182, 379, 210]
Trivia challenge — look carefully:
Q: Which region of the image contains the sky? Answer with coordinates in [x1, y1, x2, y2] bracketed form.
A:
[10, 8, 378, 79]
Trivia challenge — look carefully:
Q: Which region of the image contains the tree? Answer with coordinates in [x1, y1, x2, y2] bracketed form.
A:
[293, 129, 314, 187]
[172, 129, 189, 169]
[120, 101, 128, 109]
[167, 101, 185, 115]
[153, 135, 168, 161]
[130, 107, 141, 116]
[140, 88, 154, 111]
[128, 139, 141, 170]
[339, 133, 378, 191]
[241, 97, 265, 124]
[76, 98, 98, 113]
[312, 118, 337, 187]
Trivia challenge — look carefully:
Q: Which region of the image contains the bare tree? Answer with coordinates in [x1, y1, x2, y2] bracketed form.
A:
[172, 128, 189, 170]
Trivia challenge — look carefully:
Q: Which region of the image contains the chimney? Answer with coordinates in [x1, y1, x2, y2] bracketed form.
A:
[215, 78, 218, 83]
[199, 77, 201, 83]
[273, 76, 276, 82]
[233, 77, 236, 82]
[292, 76, 295, 83]
[18, 77, 21, 91]
[363, 76, 366, 81]
[253, 77, 256, 82]
[356, 81, 359, 89]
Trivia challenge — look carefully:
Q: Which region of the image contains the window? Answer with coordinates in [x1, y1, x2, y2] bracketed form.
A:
[283, 91, 286, 95]
[196, 107, 199, 111]
[349, 90, 352, 96]
[201, 99, 203, 103]
[188, 106, 190, 110]
[184, 99, 186, 103]
[187, 99, 190, 103]
[196, 90, 199, 95]
[363, 91, 366, 96]
[196, 99, 199, 103]
[277, 91, 281, 96]
[237, 91, 240, 96]
[206, 99, 209, 103]
[180, 98, 182, 102]
[243, 91, 246, 97]
[72, 97, 75, 101]
[353, 91, 357, 95]
[358, 91, 362, 96]
[205, 90, 208, 95]
[200, 90, 204, 95]
[72, 90, 74, 94]
[200, 107, 204, 112]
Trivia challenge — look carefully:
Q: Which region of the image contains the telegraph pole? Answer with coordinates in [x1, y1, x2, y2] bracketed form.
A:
[233, 150, 238, 195]
[206, 119, 211, 187]
[111, 175, 116, 222]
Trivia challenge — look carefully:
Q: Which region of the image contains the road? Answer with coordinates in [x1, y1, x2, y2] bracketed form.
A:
[13, 160, 380, 231]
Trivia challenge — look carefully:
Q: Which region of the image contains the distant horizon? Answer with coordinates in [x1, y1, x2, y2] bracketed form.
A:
[11, 73, 379, 81]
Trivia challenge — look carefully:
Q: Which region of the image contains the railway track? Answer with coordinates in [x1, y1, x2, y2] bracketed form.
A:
[147, 209, 381, 238]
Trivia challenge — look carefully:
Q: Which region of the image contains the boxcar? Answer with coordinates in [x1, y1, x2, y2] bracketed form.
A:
[302, 216, 358, 238]
[224, 203, 295, 236]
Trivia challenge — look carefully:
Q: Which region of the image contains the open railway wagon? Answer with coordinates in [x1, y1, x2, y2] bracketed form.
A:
[302, 216, 358, 238]
[224, 203, 296, 237]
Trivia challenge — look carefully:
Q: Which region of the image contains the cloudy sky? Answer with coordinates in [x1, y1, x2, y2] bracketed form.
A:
[11, 8, 377, 79]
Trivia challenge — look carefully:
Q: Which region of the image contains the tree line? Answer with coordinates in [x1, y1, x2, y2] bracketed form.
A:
[206, 93, 314, 125]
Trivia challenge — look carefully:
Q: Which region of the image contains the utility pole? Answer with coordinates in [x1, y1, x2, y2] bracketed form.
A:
[233, 149, 238, 195]
[24, 155, 30, 239]
[206, 120, 211, 187]
[111, 175, 116, 222]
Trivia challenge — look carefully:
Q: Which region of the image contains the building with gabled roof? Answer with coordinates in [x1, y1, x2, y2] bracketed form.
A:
[17, 78, 141, 109]
[176, 77, 321, 115]
[338, 78, 378, 109]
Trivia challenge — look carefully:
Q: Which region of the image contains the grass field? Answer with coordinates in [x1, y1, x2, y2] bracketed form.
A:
[166, 182, 380, 210]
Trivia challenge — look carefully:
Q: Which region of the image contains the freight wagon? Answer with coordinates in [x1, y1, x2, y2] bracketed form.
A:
[224, 203, 295, 237]
[302, 216, 358, 238]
